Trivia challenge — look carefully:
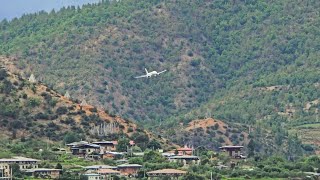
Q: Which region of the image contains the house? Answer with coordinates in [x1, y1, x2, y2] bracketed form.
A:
[92, 141, 117, 152]
[25, 168, 61, 179]
[84, 165, 117, 173]
[117, 164, 142, 177]
[129, 140, 135, 147]
[82, 173, 101, 180]
[0, 157, 40, 177]
[168, 156, 200, 166]
[66, 141, 89, 147]
[147, 169, 187, 178]
[101, 152, 124, 159]
[98, 169, 120, 178]
[219, 146, 244, 158]
[51, 148, 67, 154]
[176, 145, 193, 156]
[162, 152, 175, 157]
[69, 142, 101, 158]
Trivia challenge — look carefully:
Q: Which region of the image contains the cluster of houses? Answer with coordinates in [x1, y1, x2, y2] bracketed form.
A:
[83, 164, 143, 179]
[66, 140, 135, 160]
[0, 156, 61, 179]
[66, 140, 202, 178]
[0, 141, 246, 179]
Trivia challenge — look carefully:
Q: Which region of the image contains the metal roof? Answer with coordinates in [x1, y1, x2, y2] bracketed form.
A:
[83, 173, 100, 176]
[92, 141, 115, 144]
[117, 164, 142, 168]
[0, 156, 40, 162]
[84, 165, 117, 169]
[219, 146, 244, 149]
[169, 155, 199, 159]
[66, 141, 89, 146]
[25, 168, 61, 173]
[98, 169, 120, 174]
[71, 143, 100, 148]
[147, 169, 187, 174]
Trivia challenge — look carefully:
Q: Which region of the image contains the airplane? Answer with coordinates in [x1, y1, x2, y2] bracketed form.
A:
[135, 68, 167, 78]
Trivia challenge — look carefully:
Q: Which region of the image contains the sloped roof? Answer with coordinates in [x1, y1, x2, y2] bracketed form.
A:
[0, 156, 40, 162]
[177, 147, 192, 151]
[83, 173, 100, 176]
[117, 164, 142, 168]
[147, 169, 187, 174]
[92, 141, 116, 144]
[25, 168, 61, 173]
[66, 141, 88, 146]
[169, 155, 199, 159]
[129, 140, 135, 145]
[98, 169, 120, 174]
[219, 146, 244, 149]
[84, 165, 117, 170]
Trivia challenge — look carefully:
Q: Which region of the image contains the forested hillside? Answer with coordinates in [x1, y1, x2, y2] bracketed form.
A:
[0, 60, 170, 151]
[0, 0, 319, 153]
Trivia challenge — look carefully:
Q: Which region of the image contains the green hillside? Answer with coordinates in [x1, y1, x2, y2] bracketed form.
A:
[0, 0, 319, 152]
[0, 62, 172, 152]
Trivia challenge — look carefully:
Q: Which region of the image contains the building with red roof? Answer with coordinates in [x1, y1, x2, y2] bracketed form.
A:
[177, 145, 193, 156]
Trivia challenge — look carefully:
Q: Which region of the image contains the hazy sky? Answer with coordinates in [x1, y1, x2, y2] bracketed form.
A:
[0, 0, 101, 21]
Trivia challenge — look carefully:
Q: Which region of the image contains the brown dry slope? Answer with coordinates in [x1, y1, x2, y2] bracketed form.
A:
[170, 118, 249, 150]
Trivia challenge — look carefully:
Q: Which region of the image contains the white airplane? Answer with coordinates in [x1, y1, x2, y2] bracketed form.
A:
[135, 68, 167, 78]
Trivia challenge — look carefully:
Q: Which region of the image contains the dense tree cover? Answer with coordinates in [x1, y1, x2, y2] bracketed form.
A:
[116, 137, 130, 152]
[0, 0, 319, 156]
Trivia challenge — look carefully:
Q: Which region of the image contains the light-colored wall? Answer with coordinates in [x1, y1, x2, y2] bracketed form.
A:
[88, 175, 101, 180]
[0, 161, 38, 177]
[33, 171, 60, 179]
[0, 163, 10, 177]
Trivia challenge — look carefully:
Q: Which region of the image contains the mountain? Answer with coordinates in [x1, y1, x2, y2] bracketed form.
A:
[0, 0, 100, 21]
[0, 57, 171, 150]
[0, 0, 319, 153]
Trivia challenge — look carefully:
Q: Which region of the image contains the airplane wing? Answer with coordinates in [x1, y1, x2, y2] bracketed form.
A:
[158, 70, 167, 74]
[135, 75, 148, 79]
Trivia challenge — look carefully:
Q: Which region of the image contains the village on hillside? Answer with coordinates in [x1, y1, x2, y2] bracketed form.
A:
[0, 137, 246, 179]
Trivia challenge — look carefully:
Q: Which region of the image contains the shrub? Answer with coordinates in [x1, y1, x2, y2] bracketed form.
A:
[218, 137, 225, 143]
[213, 123, 219, 130]
[56, 107, 68, 115]
[63, 132, 80, 144]
[49, 98, 58, 107]
[27, 97, 41, 107]
[190, 59, 201, 67]
[128, 157, 143, 164]
[183, 173, 205, 180]
[300, 164, 314, 172]
[302, 144, 314, 152]
[22, 93, 28, 99]
[0, 68, 8, 80]
[127, 127, 133, 133]
[34, 112, 49, 120]
[187, 50, 194, 57]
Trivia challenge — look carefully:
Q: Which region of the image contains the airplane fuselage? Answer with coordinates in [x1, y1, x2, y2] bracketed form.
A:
[145, 71, 159, 77]
[135, 68, 166, 79]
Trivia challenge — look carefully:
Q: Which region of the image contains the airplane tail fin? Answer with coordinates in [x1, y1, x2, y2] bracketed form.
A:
[145, 68, 148, 74]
